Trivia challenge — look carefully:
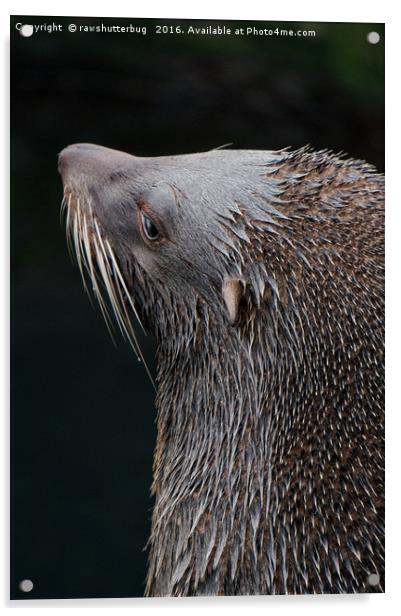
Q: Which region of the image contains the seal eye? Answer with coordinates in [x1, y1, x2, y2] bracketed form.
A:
[141, 211, 160, 241]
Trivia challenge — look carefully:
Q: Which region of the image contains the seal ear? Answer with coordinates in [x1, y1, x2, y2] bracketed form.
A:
[222, 278, 245, 325]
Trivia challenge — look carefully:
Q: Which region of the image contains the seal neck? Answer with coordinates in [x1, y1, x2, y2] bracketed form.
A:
[145, 308, 277, 596]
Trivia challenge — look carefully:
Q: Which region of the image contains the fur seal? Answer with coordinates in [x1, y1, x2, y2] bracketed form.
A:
[58, 143, 384, 597]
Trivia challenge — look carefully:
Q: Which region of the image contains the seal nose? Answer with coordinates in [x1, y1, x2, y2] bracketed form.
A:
[58, 143, 104, 181]
[58, 142, 140, 186]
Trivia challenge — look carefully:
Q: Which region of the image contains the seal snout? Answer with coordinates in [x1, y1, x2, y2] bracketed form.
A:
[58, 143, 108, 183]
[58, 142, 139, 187]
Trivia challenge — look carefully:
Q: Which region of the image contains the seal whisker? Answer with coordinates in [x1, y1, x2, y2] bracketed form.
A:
[91, 218, 137, 348]
[105, 243, 156, 389]
[111, 261, 154, 381]
[81, 213, 94, 277]
[77, 209, 117, 345]
[65, 194, 74, 260]
[92, 221, 132, 342]
[83, 213, 151, 380]
[75, 212, 94, 304]
[104, 238, 147, 335]
[93, 234, 127, 342]
[59, 195, 67, 226]
[90, 269, 118, 347]
[74, 199, 87, 287]
[72, 212, 82, 273]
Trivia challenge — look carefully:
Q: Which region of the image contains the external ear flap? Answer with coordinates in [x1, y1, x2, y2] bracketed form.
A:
[222, 278, 244, 325]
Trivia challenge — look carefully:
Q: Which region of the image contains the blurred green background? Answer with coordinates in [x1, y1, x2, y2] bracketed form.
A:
[10, 16, 384, 599]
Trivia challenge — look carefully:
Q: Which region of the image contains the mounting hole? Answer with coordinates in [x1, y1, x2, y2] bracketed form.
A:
[367, 573, 380, 586]
[19, 24, 34, 38]
[19, 579, 34, 592]
[367, 31, 380, 45]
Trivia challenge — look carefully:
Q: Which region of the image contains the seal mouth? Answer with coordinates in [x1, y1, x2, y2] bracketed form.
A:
[60, 188, 155, 387]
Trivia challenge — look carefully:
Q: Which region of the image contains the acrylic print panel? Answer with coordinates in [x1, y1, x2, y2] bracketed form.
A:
[10, 15, 384, 599]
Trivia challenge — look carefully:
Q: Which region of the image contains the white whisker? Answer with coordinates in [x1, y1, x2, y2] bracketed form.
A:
[75, 204, 97, 306]
[81, 214, 94, 277]
[75, 200, 86, 284]
[79, 212, 117, 345]
[93, 223, 147, 363]
[63, 196, 154, 389]
[104, 241, 155, 389]
[104, 239, 147, 335]
[93, 235, 126, 339]
[65, 194, 74, 259]
[60, 195, 67, 226]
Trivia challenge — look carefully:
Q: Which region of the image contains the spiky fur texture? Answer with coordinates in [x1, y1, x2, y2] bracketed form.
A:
[59, 145, 384, 597]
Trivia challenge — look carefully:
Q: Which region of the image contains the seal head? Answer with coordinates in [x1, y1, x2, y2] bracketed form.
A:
[58, 142, 287, 336]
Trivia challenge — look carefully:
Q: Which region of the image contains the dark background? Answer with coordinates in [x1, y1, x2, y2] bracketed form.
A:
[10, 16, 384, 599]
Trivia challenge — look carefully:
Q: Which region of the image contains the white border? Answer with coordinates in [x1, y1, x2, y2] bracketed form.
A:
[2, 1, 400, 614]
[0, 0, 391, 21]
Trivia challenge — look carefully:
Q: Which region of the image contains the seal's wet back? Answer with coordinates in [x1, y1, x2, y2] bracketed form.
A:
[59, 143, 384, 596]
